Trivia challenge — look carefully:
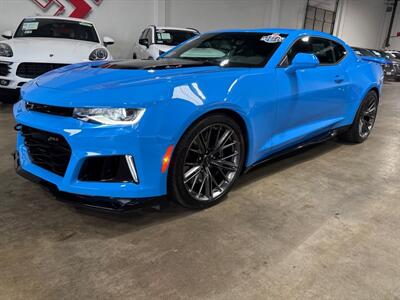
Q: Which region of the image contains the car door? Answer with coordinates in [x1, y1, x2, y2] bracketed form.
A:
[272, 36, 348, 150]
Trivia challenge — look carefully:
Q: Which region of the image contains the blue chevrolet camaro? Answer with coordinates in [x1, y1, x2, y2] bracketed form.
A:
[13, 29, 383, 210]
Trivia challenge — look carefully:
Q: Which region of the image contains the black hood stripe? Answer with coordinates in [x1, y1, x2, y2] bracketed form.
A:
[99, 58, 217, 70]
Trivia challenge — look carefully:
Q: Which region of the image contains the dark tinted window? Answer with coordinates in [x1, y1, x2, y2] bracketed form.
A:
[139, 29, 147, 40]
[15, 18, 99, 42]
[155, 29, 198, 46]
[332, 41, 346, 62]
[283, 37, 346, 66]
[352, 48, 374, 56]
[165, 32, 287, 68]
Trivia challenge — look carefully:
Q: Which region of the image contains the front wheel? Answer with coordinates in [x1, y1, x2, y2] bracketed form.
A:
[168, 114, 245, 209]
[339, 90, 378, 143]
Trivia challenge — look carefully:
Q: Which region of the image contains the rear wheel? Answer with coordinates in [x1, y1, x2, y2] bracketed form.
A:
[132, 53, 137, 59]
[339, 90, 378, 143]
[168, 114, 245, 209]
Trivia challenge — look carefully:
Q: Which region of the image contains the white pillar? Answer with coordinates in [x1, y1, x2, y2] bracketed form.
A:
[269, 0, 281, 27]
[153, 0, 166, 26]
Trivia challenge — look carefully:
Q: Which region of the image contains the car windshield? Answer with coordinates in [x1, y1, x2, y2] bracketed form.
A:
[164, 32, 287, 67]
[384, 52, 396, 59]
[155, 29, 198, 46]
[371, 50, 384, 57]
[390, 51, 400, 59]
[14, 18, 99, 43]
[353, 48, 374, 56]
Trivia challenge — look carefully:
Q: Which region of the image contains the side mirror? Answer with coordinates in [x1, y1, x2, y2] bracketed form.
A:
[103, 36, 114, 46]
[139, 38, 149, 48]
[285, 53, 319, 74]
[1, 30, 13, 39]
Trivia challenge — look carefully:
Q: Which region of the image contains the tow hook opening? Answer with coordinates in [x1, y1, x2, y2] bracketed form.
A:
[14, 124, 22, 131]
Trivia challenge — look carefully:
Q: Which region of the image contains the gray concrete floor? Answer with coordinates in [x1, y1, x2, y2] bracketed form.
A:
[0, 83, 399, 300]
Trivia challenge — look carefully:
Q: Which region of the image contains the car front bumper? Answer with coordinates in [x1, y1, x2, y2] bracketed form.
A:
[13, 100, 170, 201]
[14, 155, 166, 212]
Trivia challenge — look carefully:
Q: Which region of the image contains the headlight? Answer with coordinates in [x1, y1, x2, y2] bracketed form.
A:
[73, 108, 145, 125]
[89, 48, 108, 61]
[0, 43, 13, 57]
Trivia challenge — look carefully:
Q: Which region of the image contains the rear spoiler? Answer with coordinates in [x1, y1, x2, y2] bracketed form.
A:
[360, 56, 389, 65]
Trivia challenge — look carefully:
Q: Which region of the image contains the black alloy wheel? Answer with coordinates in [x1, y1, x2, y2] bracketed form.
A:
[340, 90, 378, 143]
[168, 114, 245, 209]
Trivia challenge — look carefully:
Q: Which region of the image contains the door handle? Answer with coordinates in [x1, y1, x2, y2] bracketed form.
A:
[334, 75, 345, 83]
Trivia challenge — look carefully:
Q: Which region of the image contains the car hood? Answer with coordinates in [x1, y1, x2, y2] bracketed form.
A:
[5, 38, 103, 63]
[22, 59, 248, 107]
[153, 44, 174, 53]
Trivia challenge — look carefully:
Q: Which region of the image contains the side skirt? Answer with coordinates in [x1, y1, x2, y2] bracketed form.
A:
[244, 126, 350, 173]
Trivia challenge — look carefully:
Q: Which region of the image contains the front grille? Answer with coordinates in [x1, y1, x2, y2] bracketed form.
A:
[384, 64, 393, 72]
[21, 126, 71, 177]
[16, 63, 67, 79]
[26, 102, 74, 117]
[0, 62, 11, 76]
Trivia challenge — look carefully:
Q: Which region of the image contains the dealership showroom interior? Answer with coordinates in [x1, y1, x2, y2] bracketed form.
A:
[1, 0, 400, 298]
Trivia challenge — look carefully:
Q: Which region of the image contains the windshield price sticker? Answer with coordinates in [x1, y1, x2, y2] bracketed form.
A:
[22, 22, 39, 31]
[260, 33, 284, 43]
[160, 33, 172, 40]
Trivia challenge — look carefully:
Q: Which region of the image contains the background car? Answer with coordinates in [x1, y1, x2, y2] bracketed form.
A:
[132, 25, 199, 59]
[369, 49, 400, 81]
[385, 50, 400, 59]
[372, 49, 400, 81]
[14, 29, 382, 210]
[0, 16, 114, 101]
[352, 47, 394, 81]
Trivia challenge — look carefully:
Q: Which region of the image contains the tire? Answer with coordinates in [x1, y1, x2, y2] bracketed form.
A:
[132, 53, 137, 59]
[168, 114, 245, 209]
[339, 90, 378, 143]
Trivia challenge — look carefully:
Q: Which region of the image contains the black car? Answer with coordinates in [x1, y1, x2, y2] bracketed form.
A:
[369, 49, 400, 81]
[352, 47, 396, 81]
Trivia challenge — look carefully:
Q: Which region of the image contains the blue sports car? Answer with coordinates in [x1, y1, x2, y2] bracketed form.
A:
[13, 29, 383, 210]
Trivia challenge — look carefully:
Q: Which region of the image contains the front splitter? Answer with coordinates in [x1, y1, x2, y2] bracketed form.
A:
[14, 151, 167, 213]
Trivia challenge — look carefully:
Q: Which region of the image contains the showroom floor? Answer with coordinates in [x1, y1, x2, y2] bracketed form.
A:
[0, 83, 399, 300]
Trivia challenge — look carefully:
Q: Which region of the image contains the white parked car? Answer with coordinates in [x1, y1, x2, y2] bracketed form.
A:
[0, 16, 114, 98]
[132, 26, 199, 60]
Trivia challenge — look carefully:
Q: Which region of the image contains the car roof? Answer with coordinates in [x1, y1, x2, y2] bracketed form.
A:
[205, 28, 345, 43]
[23, 16, 93, 24]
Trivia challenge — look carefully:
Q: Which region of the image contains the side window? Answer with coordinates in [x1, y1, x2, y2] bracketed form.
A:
[139, 29, 147, 40]
[282, 37, 345, 66]
[145, 28, 153, 43]
[309, 37, 335, 64]
[284, 37, 313, 65]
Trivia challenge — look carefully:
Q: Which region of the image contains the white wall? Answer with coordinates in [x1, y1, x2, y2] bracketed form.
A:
[0, 0, 394, 59]
[389, 5, 400, 50]
[0, 0, 307, 59]
[334, 0, 391, 48]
